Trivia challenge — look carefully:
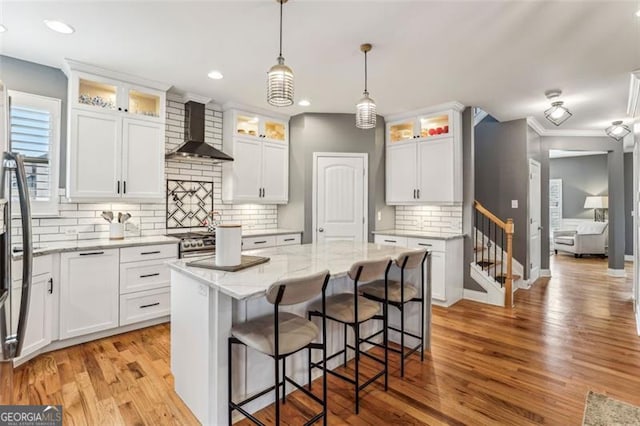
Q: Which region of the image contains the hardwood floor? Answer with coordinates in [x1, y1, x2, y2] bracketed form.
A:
[9, 255, 640, 425]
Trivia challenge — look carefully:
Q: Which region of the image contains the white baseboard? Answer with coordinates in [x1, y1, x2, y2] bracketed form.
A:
[463, 288, 489, 303]
[637, 310, 640, 336]
[540, 269, 551, 277]
[607, 268, 626, 278]
[625, 255, 634, 262]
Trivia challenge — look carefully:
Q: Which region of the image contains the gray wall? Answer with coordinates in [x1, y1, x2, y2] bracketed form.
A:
[624, 152, 633, 257]
[549, 155, 608, 219]
[278, 113, 393, 243]
[0, 55, 68, 185]
[542, 136, 625, 271]
[526, 125, 550, 271]
[475, 118, 530, 277]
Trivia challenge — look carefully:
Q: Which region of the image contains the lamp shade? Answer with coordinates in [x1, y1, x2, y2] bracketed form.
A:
[584, 196, 608, 209]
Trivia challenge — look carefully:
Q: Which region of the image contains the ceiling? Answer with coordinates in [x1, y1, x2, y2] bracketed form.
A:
[1, 1, 639, 130]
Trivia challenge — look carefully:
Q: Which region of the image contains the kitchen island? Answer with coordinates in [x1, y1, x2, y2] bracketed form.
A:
[168, 241, 431, 425]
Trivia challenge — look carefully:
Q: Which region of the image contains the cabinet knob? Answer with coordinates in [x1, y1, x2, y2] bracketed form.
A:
[118, 107, 122, 111]
[124, 109, 128, 112]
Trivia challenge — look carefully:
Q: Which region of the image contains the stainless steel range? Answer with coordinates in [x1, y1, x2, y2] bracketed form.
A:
[169, 232, 216, 258]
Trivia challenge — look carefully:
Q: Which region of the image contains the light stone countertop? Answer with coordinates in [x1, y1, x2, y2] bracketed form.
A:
[372, 229, 465, 240]
[12, 235, 179, 260]
[168, 240, 423, 300]
[240, 228, 302, 237]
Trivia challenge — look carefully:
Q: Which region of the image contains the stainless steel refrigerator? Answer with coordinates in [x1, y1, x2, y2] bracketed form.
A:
[0, 80, 34, 405]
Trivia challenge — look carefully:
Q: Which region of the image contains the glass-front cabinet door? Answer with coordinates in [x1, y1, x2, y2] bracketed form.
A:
[77, 78, 118, 111]
[234, 114, 260, 138]
[127, 88, 161, 118]
[418, 113, 450, 139]
[263, 119, 286, 142]
[388, 120, 416, 143]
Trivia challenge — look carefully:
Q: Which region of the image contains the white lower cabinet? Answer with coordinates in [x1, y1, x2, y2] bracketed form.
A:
[119, 243, 177, 326]
[375, 234, 463, 307]
[11, 273, 53, 363]
[60, 249, 120, 339]
[120, 288, 170, 326]
[242, 233, 301, 250]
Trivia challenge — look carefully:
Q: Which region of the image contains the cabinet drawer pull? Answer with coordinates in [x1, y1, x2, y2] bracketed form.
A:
[418, 243, 432, 247]
[80, 251, 104, 256]
[253, 241, 267, 244]
[139, 302, 160, 309]
[140, 273, 160, 278]
[283, 238, 295, 242]
[140, 250, 161, 255]
[384, 239, 397, 243]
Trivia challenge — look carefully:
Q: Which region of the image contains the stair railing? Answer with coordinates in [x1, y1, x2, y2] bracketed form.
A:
[473, 200, 515, 308]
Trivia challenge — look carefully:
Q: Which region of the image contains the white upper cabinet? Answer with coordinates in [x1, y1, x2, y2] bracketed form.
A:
[121, 118, 165, 199]
[69, 109, 122, 199]
[222, 107, 289, 204]
[63, 60, 170, 202]
[385, 104, 463, 205]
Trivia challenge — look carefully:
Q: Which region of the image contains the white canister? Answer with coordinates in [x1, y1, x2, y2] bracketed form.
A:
[109, 223, 125, 240]
[216, 224, 242, 266]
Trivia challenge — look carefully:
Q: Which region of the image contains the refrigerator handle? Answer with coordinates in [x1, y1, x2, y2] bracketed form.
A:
[3, 152, 32, 358]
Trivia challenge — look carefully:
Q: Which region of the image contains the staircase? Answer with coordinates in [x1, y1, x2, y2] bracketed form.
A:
[470, 200, 519, 308]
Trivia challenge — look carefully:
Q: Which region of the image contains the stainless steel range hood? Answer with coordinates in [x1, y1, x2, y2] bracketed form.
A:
[165, 101, 233, 162]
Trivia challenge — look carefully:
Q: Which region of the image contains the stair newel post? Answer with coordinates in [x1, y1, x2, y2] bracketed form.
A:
[505, 218, 515, 308]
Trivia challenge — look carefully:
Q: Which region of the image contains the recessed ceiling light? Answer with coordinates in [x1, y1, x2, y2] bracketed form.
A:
[0, 25, 7, 33]
[635, 9, 640, 17]
[207, 70, 223, 80]
[298, 99, 311, 107]
[43, 20, 75, 34]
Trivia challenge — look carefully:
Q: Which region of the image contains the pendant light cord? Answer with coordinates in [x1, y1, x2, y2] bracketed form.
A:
[279, 0, 283, 58]
[364, 50, 368, 93]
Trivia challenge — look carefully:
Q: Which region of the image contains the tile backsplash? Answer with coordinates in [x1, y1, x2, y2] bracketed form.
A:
[394, 205, 463, 234]
[13, 98, 278, 244]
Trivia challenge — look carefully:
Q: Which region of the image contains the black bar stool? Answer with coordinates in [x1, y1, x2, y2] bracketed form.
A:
[360, 249, 429, 377]
[307, 257, 392, 414]
[228, 270, 331, 426]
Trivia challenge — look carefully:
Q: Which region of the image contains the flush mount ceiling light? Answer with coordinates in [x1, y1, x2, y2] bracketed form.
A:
[298, 99, 311, 107]
[267, 0, 294, 107]
[543, 89, 572, 126]
[0, 25, 7, 33]
[44, 20, 75, 34]
[605, 120, 631, 141]
[635, 9, 640, 17]
[207, 70, 223, 80]
[356, 43, 376, 129]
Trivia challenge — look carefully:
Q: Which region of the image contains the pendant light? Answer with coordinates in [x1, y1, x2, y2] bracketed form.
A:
[543, 89, 572, 126]
[356, 43, 376, 129]
[267, 0, 294, 107]
[606, 121, 631, 141]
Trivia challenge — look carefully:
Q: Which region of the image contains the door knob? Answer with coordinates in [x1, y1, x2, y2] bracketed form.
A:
[318, 228, 324, 232]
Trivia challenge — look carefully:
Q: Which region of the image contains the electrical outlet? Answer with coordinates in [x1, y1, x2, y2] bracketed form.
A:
[377, 211, 382, 221]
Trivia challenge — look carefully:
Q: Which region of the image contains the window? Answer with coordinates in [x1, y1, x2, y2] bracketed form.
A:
[8, 91, 60, 217]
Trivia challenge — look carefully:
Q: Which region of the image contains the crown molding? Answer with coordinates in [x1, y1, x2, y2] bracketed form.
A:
[526, 117, 607, 137]
[63, 58, 172, 92]
[627, 70, 640, 118]
[222, 101, 291, 120]
[179, 92, 212, 105]
[384, 101, 465, 122]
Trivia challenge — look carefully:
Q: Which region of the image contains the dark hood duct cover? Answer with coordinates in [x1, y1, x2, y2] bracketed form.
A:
[165, 101, 234, 162]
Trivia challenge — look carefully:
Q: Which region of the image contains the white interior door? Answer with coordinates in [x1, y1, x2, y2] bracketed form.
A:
[529, 159, 541, 281]
[315, 154, 366, 243]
